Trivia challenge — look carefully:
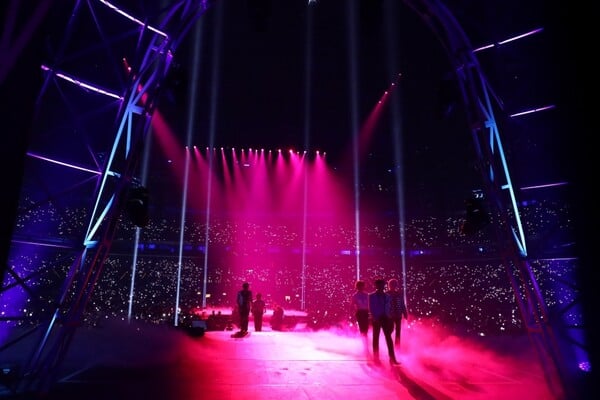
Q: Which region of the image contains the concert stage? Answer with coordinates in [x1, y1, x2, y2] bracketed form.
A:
[1, 318, 559, 399]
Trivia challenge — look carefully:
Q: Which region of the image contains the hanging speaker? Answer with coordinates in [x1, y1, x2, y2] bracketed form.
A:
[126, 186, 149, 228]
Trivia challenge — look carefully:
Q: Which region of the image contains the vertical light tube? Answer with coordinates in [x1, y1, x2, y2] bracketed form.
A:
[127, 114, 153, 323]
[174, 15, 206, 326]
[383, 0, 408, 304]
[174, 148, 191, 326]
[346, 0, 361, 280]
[300, 1, 315, 311]
[201, 148, 213, 309]
[127, 228, 139, 323]
[202, 2, 224, 307]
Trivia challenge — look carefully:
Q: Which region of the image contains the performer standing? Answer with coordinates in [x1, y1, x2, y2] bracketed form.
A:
[387, 278, 409, 349]
[252, 293, 267, 331]
[351, 280, 370, 357]
[368, 278, 398, 365]
[236, 282, 253, 334]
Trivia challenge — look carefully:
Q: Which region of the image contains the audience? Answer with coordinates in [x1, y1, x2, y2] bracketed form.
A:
[3, 198, 579, 338]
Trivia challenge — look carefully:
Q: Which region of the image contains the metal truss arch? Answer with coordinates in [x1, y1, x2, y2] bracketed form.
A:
[403, 1, 583, 399]
[0, 0, 212, 395]
[0, 1, 587, 398]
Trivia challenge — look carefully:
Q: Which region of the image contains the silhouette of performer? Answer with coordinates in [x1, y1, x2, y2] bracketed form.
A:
[368, 278, 398, 365]
[252, 293, 266, 331]
[236, 282, 253, 333]
[351, 279, 370, 358]
[271, 304, 284, 331]
[351, 280, 370, 337]
[387, 278, 408, 348]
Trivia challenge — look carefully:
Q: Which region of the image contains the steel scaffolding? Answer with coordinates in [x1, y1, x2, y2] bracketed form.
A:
[0, 1, 586, 398]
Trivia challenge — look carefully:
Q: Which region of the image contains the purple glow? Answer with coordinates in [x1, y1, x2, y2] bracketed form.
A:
[11, 239, 72, 249]
[41, 65, 123, 99]
[520, 181, 568, 190]
[473, 27, 544, 52]
[27, 151, 102, 175]
[99, 0, 167, 38]
[579, 361, 591, 372]
[509, 104, 556, 118]
[499, 27, 544, 45]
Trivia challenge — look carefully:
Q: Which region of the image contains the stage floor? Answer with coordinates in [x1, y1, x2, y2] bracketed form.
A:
[1, 320, 562, 399]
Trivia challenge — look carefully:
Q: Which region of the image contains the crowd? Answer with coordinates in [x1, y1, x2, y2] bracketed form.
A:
[3, 197, 579, 338]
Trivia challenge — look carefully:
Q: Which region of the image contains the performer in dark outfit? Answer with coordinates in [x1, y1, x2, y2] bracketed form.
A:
[351, 280, 370, 336]
[271, 304, 284, 331]
[236, 282, 252, 334]
[368, 278, 398, 366]
[252, 293, 266, 331]
[387, 278, 409, 348]
[351, 280, 370, 358]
